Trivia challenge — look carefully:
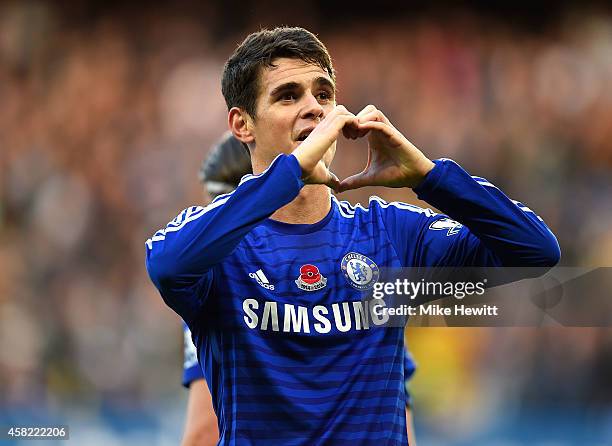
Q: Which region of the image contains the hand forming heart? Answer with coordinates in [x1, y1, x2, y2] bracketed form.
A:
[292, 104, 435, 193]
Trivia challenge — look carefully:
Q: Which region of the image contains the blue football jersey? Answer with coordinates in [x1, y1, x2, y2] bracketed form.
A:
[148, 155, 559, 445]
[183, 320, 417, 404]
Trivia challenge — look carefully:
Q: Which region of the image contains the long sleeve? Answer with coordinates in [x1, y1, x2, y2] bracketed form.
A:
[378, 158, 560, 269]
[145, 154, 303, 323]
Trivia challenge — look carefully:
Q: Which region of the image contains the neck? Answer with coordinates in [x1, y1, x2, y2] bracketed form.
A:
[271, 184, 331, 225]
[252, 152, 332, 225]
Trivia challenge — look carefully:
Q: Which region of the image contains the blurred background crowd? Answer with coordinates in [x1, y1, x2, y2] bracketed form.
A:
[1, 1, 611, 444]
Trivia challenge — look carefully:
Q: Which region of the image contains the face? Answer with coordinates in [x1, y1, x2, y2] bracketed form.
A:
[248, 57, 336, 167]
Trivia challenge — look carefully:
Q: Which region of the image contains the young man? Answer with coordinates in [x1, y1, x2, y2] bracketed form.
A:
[147, 27, 560, 445]
[181, 132, 419, 445]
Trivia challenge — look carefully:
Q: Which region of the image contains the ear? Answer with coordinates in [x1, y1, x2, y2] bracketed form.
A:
[228, 107, 255, 146]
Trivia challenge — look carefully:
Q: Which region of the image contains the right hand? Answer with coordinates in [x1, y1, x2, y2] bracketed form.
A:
[292, 105, 360, 191]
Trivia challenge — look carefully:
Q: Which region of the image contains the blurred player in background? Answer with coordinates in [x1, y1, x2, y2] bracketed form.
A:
[182, 321, 219, 446]
[180, 131, 420, 444]
[147, 27, 559, 445]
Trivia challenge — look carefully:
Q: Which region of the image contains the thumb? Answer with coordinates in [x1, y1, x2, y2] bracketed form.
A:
[337, 170, 374, 193]
[325, 170, 340, 192]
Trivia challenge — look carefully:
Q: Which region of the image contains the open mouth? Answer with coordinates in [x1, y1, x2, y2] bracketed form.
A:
[296, 128, 314, 142]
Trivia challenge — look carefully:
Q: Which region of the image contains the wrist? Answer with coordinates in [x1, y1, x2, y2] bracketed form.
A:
[408, 158, 435, 189]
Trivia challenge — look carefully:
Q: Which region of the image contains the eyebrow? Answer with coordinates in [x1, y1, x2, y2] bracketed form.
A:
[269, 77, 336, 98]
[269, 82, 301, 97]
[314, 76, 336, 93]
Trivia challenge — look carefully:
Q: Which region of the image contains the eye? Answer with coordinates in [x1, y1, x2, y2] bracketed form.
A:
[317, 91, 333, 102]
[280, 92, 297, 102]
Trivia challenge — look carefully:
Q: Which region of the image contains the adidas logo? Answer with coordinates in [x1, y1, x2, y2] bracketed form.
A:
[249, 269, 275, 290]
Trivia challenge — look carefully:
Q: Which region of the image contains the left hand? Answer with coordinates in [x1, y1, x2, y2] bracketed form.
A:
[337, 105, 435, 192]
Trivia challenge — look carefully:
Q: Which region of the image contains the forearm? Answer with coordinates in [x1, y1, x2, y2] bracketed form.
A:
[182, 380, 219, 446]
[146, 154, 303, 289]
[414, 159, 560, 267]
[406, 407, 416, 446]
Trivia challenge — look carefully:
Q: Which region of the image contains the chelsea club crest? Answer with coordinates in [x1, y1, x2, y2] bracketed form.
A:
[341, 252, 380, 290]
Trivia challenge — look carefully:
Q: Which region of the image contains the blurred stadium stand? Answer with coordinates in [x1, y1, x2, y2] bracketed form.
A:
[1, 1, 611, 444]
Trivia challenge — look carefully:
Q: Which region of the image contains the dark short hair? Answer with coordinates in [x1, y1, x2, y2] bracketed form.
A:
[221, 27, 335, 119]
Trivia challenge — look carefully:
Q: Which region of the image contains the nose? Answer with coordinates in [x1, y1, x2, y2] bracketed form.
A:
[300, 92, 324, 121]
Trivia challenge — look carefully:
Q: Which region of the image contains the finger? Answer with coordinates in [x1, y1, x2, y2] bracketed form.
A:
[335, 113, 359, 140]
[356, 104, 377, 118]
[342, 117, 362, 139]
[357, 108, 392, 127]
[304, 160, 339, 189]
[294, 113, 356, 171]
[331, 104, 353, 119]
[357, 120, 396, 136]
[325, 170, 340, 192]
[351, 105, 379, 137]
[337, 107, 364, 139]
[323, 105, 354, 133]
[313, 164, 340, 191]
[337, 170, 375, 193]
